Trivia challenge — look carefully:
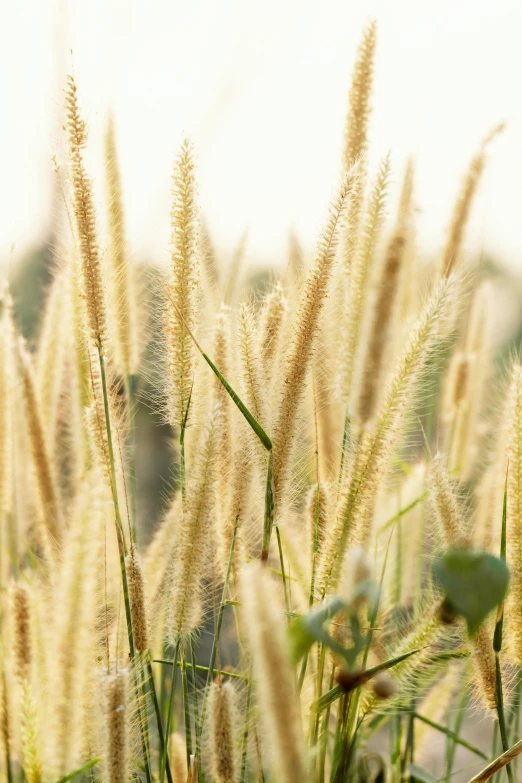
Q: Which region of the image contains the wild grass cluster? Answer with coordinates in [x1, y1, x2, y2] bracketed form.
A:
[1, 20, 521, 783]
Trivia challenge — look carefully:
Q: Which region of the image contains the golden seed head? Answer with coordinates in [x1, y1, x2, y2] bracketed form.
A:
[207, 681, 240, 783]
[12, 582, 32, 682]
[65, 74, 108, 350]
[103, 669, 129, 783]
[126, 547, 149, 654]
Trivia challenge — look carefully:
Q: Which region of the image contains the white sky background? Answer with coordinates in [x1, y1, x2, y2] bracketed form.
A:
[1, 0, 522, 274]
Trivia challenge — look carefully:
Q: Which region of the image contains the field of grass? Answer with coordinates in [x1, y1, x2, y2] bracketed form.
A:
[1, 19, 521, 783]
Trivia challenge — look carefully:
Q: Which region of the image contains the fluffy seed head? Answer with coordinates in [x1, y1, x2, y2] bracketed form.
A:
[440, 123, 504, 278]
[126, 547, 149, 654]
[428, 455, 470, 548]
[105, 113, 139, 376]
[64, 74, 108, 349]
[164, 138, 200, 428]
[319, 273, 460, 594]
[504, 363, 522, 664]
[13, 582, 32, 682]
[206, 681, 240, 783]
[167, 413, 217, 640]
[103, 669, 129, 783]
[343, 19, 377, 170]
[272, 166, 359, 509]
[240, 563, 309, 783]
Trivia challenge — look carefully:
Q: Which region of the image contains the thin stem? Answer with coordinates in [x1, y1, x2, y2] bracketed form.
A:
[146, 661, 173, 783]
[161, 640, 181, 783]
[181, 647, 193, 769]
[125, 373, 139, 543]
[240, 671, 253, 783]
[135, 661, 152, 783]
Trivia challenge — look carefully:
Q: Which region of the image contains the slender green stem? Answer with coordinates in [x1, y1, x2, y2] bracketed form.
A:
[2, 670, 12, 783]
[179, 383, 192, 507]
[275, 526, 289, 613]
[146, 661, 173, 783]
[240, 672, 253, 783]
[261, 453, 274, 562]
[444, 684, 468, 782]
[98, 348, 153, 783]
[196, 520, 239, 766]
[161, 640, 181, 783]
[496, 653, 514, 783]
[135, 661, 152, 783]
[181, 647, 193, 768]
[125, 373, 139, 543]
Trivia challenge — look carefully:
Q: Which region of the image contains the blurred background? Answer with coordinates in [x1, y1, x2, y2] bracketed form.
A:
[2, 0, 522, 270]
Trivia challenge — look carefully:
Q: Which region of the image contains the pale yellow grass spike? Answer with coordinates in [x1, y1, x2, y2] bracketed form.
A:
[306, 481, 331, 559]
[223, 231, 248, 306]
[286, 229, 305, 296]
[338, 155, 391, 408]
[16, 337, 62, 547]
[313, 325, 343, 478]
[272, 167, 359, 510]
[445, 282, 493, 476]
[428, 455, 471, 548]
[47, 476, 105, 776]
[103, 669, 129, 783]
[164, 137, 200, 428]
[36, 271, 69, 445]
[64, 74, 108, 350]
[105, 113, 139, 377]
[206, 681, 240, 783]
[237, 301, 270, 436]
[12, 582, 32, 683]
[471, 621, 498, 714]
[126, 546, 149, 655]
[353, 160, 413, 426]
[258, 283, 287, 383]
[339, 19, 377, 280]
[212, 305, 232, 523]
[21, 683, 43, 783]
[167, 412, 217, 640]
[240, 563, 310, 783]
[343, 19, 377, 171]
[504, 363, 522, 665]
[0, 290, 14, 520]
[168, 733, 188, 782]
[319, 273, 459, 595]
[440, 123, 504, 278]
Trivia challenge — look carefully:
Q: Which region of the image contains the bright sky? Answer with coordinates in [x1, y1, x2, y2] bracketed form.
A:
[1, 0, 522, 273]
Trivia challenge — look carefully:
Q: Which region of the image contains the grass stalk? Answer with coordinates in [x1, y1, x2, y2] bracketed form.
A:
[125, 373, 139, 543]
[161, 640, 181, 783]
[147, 660, 173, 783]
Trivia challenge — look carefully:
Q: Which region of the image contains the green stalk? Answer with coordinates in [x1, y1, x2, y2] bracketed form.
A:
[261, 453, 274, 562]
[444, 684, 468, 782]
[135, 661, 152, 783]
[147, 661, 173, 783]
[181, 647, 193, 768]
[240, 673, 253, 783]
[98, 348, 152, 783]
[125, 373, 139, 543]
[2, 670, 12, 783]
[196, 520, 239, 761]
[493, 467, 513, 783]
[161, 640, 181, 783]
[179, 383, 193, 507]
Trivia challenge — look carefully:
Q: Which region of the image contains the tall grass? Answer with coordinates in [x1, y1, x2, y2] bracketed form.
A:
[0, 20, 517, 783]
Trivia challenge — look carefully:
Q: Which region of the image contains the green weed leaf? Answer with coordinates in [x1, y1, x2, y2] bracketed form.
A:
[433, 548, 510, 636]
